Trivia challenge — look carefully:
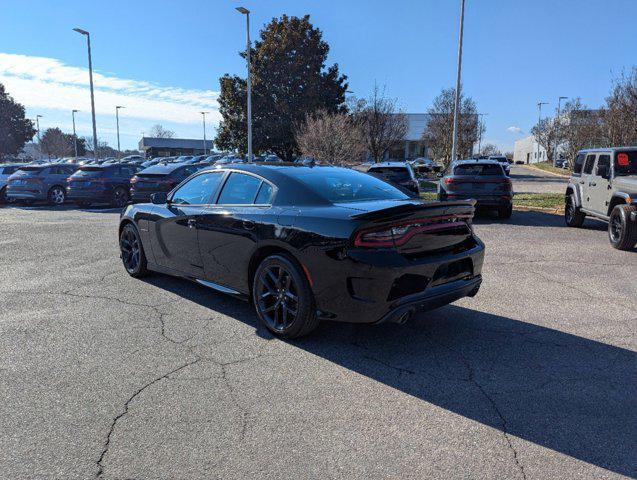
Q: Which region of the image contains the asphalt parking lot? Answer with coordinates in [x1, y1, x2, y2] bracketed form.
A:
[1, 205, 635, 479]
[509, 164, 568, 194]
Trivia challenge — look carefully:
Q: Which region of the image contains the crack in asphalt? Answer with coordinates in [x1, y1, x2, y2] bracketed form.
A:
[95, 357, 200, 479]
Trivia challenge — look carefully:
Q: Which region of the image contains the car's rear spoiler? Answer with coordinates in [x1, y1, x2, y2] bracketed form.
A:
[349, 199, 476, 221]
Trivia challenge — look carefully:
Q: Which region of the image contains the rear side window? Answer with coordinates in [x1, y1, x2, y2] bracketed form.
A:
[453, 164, 503, 176]
[573, 154, 585, 174]
[74, 167, 106, 178]
[217, 173, 262, 205]
[583, 155, 596, 174]
[615, 151, 637, 176]
[254, 182, 274, 204]
[172, 171, 224, 205]
[596, 155, 610, 175]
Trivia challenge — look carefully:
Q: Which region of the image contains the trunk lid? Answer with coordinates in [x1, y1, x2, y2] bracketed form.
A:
[339, 199, 476, 255]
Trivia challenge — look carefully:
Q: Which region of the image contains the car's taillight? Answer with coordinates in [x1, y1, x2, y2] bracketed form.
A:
[502, 178, 512, 190]
[444, 178, 454, 185]
[354, 216, 471, 248]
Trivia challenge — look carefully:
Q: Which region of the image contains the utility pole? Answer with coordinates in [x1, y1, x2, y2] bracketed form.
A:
[536, 101, 548, 163]
[115, 106, 125, 158]
[73, 28, 98, 161]
[236, 7, 253, 162]
[450, 0, 466, 163]
[554, 96, 567, 166]
[200, 111, 209, 154]
[72, 110, 79, 157]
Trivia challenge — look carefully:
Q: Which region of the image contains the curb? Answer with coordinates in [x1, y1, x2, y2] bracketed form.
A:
[513, 205, 564, 215]
[521, 164, 570, 179]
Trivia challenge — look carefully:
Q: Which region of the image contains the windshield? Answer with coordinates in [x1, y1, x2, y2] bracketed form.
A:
[453, 164, 503, 176]
[369, 167, 411, 182]
[615, 151, 637, 176]
[295, 169, 409, 203]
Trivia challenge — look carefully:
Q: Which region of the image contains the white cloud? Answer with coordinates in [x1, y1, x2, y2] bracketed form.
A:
[507, 126, 522, 134]
[0, 53, 220, 125]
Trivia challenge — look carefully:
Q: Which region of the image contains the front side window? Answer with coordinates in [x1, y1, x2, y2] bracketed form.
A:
[171, 171, 224, 205]
[217, 173, 263, 204]
[583, 154, 596, 174]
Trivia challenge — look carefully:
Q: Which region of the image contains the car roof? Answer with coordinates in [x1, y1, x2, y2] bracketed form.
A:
[368, 162, 411, 168]
[453, 159, 503, 167]
[138, 163, 189, 174]
[578, 147, 637, 154]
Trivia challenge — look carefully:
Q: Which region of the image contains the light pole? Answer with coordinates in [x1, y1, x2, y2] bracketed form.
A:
[71, 110, 79, 157]
[115, 106, 125, 158]
[35, 115, 43, 159]
[450, 0, 466, 163]
[236, 7, 253, 162]
[554, 96, 567, 166]
[536, 101, 548, 164]
[73, 27, 98, 161]
[200, 111, 209, 154]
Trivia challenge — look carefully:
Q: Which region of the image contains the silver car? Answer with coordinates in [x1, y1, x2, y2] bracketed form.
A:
[0, 163, 28, 203]
[6, 163, 78, 205]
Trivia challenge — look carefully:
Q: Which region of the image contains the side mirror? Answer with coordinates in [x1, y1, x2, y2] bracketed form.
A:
[597, 165, 610, 179]
[150, 192, 168, 204]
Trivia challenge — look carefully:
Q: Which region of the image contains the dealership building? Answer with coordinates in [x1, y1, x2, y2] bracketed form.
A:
[138, 137, 214, 158]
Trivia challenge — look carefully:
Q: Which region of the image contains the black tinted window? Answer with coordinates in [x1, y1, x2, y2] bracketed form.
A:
[583, 155, 596, 174]
[254, 182, 274, 204]
[296, 169, 409, 203]
[573, 154, 585, 174]
[453, 164, 503, 176]
[172, 172, 223, 205]
[369, 167, 411, 182]
[596, 155, 610, 175]
[615, 151, 637, 176]
[217, 173, 262, 204]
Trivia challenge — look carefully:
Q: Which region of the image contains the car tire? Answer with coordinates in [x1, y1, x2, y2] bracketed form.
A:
[252, 254, 319, 338]
[0, 187, 7, 204]
[608, 205, 637, 251]
[498, 204, 513, 219]
[119, 223, 149, 277]
[47, 186, 66, 205]
[112, 187, 129, 208]
[565, 194, 585, 227]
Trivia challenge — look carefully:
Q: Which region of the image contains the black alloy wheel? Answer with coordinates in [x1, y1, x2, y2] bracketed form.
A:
[48, 186, 66, 205]
[112, 187, 128, 208]
[565, 194, 585, 228]
[608, 205, 637, 251]
[253, 254, 318, 338]
[120, 224, 148, 277]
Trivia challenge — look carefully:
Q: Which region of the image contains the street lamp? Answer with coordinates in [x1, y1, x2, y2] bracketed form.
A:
[115, 106, 125, 158]
[71, 110, 79, 157]
[236, 6, 253, 162]
[73, 27, 98, 161]
[200, 111, 209, 154]
[536, 101, 548, 163]
[554, 96, 567, 166]
[450, 0, 466, 163]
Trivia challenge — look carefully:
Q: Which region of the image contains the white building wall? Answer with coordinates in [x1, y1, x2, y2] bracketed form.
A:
[513, 135, 548, 164]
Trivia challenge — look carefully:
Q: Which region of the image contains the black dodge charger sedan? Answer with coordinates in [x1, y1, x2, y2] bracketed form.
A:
[119, 164, 485, 338]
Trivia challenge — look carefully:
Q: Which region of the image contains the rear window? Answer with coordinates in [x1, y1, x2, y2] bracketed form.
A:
[453, 164, 503, 176]
[368, 166, 411, 182]
[295, 169, 409, 203]
[615, 151, 637, 176]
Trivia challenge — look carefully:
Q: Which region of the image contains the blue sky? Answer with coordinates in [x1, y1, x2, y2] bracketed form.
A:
[1, 0, 635, 152]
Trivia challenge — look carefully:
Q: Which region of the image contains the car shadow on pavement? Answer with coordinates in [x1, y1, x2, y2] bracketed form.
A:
[473, 209, 608, 231]
[144, 274, 635, 477]
[0, 203, 121, 213]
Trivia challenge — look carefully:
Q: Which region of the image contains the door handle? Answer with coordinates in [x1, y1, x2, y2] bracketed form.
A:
[589, 182, 596, 187]
[579, 180, 585, 184]
[187, 219, 196, 229]
[242, 220, 255, 230]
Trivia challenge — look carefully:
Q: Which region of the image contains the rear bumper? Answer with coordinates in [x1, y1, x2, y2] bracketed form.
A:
[66, 188, 111, 202]
[309, 238, 485, 324]
[447, 194, 512, 208]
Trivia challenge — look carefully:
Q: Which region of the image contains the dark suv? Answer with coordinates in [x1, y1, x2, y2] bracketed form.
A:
[66, 164, 141, 207]
[438, 160, 513, 218]
[130, 163, 204, 203]
[6, 164, 77, 205]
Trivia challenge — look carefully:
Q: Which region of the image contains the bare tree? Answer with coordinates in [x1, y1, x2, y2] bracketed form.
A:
[424, 87, 479, 167]
[600, 68, 637, 147]
[559, 98, 603, 166]
[295, 110, 365, 165]
[352, 85, 408, 163]
[531, 117, 561, 164]
[149, 124, 175, 138]
[479, 143, 501, 156]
